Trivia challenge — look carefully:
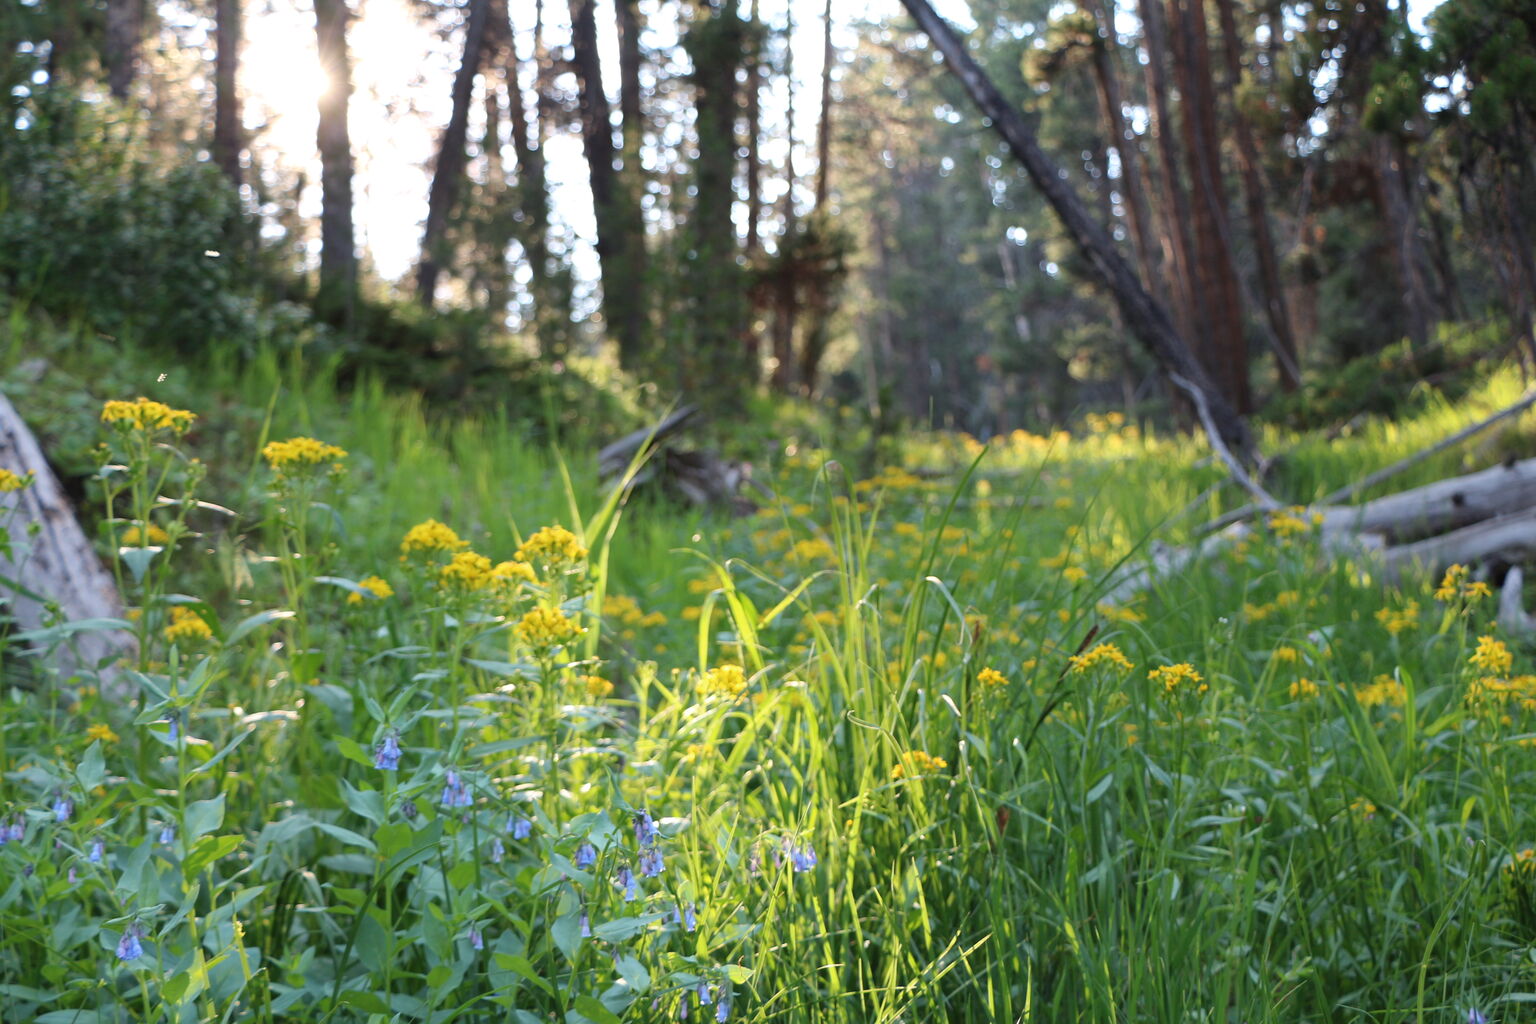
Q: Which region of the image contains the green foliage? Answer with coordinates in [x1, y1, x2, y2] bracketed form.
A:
[0, 91, 249, 355]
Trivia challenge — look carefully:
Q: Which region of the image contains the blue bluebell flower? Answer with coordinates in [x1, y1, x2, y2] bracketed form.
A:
[683, 902, 697, 932]
[678, 999, 688, 1020]
[165, 711, 181, 743]
[639, 846, 664, 878]
[615, 864, 639, 902]
[789, 840, 817, 873]
[158, 823, 176, 846]
[574, 840, 598, 869]
[373, 733, 402, 771]
[0, 816, 21, 844]
[1468, 1011, 1488, 1024]
[89, 837, 105, 864]
[488, 837, 505, 864]
[715, 991, 729, 1022]
[116, 924, 144, 962]
[401, 799, 419, 820]
[467, 927, 483, 951]
[440, 770, 472, 809]
[507, 814, 533, 839]
[579, 909, 591, 937]
[634, 809, 658, 848]
[68, 866, 78, 885]
[52, 795, 73, 824]
[696, 982, 712, 1006]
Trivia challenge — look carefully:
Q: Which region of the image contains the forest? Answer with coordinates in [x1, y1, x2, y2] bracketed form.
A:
[3, 0, 1536, 1021]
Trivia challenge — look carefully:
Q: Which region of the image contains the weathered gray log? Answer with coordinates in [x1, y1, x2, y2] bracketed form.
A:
[0, 392, 135, 686]
[1315, 456, 1536, 543]
[598, 404, 699, 479]
[1380, 508, 1536, 581]
[1500, 566, 1535, 636]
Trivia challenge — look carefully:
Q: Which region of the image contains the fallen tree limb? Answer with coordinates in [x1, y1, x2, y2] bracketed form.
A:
[1315, 456, 1536, 543]
[0, 392, 134, 690]
[1380, 508, 1536, 581]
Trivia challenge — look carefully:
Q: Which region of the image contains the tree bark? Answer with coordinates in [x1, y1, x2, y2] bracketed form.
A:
[770, 4, 799, 392]
[814, 0, 834, 210]
[1215, 0, 1299, 390]
[745, 0, 763, 256]
[1168, 0, 1250, 413]
[896, 0, 1254, 459]
[314, 0, 357, 323]
[569, 0, 646, 365]
[416, 0, 491, 308]
[105, 0, 143, 100]
[213, 0, 243, 186]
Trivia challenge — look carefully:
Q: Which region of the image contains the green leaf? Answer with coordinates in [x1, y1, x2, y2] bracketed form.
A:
[551, 907, 581, 962]
[224, 609, 295, 646]
[375, 822, 414, 859]
[187, 728, 254, 777]
[339, 989, 390, 1014]
[341, 780, 385, 825]
[725, 964, 754, 983]
[614, 954, 650, 994]
[183, 834, 242, 877]
[463, 658, 536, 679]
[185, 795, 226, 840]
[447, 860, 475, 891]
[313, 822, 376, 851]
[335, 736, 376, 769]
[76, 741, 105, 792]
[426, 965, 453, 989]
[353, 914, 389, 973]
[571, 995, 623, 1024]
[492, 954, 553, 996]
[119, 545, 160, 583]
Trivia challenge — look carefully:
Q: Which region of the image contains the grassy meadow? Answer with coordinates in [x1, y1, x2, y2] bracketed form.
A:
[4, 321, 1536, 1023]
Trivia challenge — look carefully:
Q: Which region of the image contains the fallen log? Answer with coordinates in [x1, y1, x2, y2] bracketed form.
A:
[599, 405, 765, 515]
[0, 391, 135, 690]
[1315, 456, 1536, 543]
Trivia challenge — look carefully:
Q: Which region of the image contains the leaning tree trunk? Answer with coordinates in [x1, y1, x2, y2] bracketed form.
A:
[416, 0, 491, 308]
[105, 0, 143, 100]
[896, 0, 1254, 460]
[314, 0, 357, 323]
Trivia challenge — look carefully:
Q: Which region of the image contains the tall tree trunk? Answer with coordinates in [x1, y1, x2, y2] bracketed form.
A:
[896, 0, 1254, 459]
[1371, 135, 1433, 351]
[213, 0, 242, 186]
[105, 0, 143, 100]
[798, 0, 838, 394]
[1083, 0, 1158, 293]
[745, 0, 763, 256]
[684, 0, 748, 393]
[314, 0, 356, 323]
[1137, 0, 1200, 349]
[1215, 0, 1300, 390]
[613, 0, 650, 351]
[1169, 0, 1250, 413]
[417, 0, 491, 308]
[813, 0, 834, 210]
[478, 0, 513, 317]
[770, 5, 799, 392]
[569, 0, 646, 364]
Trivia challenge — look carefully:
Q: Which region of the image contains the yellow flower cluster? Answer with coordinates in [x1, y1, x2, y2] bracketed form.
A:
[121, 523, 170, 546]
[515, 605, 581, 651]
[492, 560, 537, 584]
[1374, 602, 1420, 635]
[101, 397, 195, 434]
[890, 750, 949, 780]
[86, 723, 119, 744]
[977, 667, 1008, 689]
[163, 606, 213, 644]
[1349, 797, 1377, 821]
[1289, 678, 1321, 700]
[1467, 674, 1536, 712]
[1149, 662, 1207, 696]
[1266, 506, 1320, 539]
[584, 674, 614, 700]
[514, 525, 587, 569]
[1271, 646, 1300, 664]
[262, 436, 347, 476]
[347, 574, 395, 604]
[1507, 847, 1536, 879]
[440, 551, 494, 590]
[0, 467, 32, 492]
[1435, 564, 1494, 603]
[1355, 674, 1406, 709]
[603, 594, 668, 628]
[1471, 635, 1514, 675]
[400, 519, 469, 556]
[698, 664, 748, 700]
[1068, 642, 1133, 675]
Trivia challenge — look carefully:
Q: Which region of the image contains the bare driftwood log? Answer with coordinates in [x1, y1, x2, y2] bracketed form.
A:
[1500, 567, 1535, 635]
[0, 392, 135, 687]
[599, 405, 764, 515]
[1315, 456, 1536, 543]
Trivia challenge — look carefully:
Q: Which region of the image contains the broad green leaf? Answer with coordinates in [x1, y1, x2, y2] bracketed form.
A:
[185, 795, 226, 840]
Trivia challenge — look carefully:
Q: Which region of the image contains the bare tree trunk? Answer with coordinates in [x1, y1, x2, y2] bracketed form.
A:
[1169, 0, 1250, 413]
[896, 0, 1254, 459]
[416, 0, 491, 308]
[105, 0, 143, 100]
[569, 0, 646, 364]
[314, 0, 356, 323]
[1372, 136, 1434, 351]
[213, 0, 242, 186]
[813, 0, 834, 210]
[770, 5, 799, 392]
[1082, 0, 1158, 292]
[1138, 0, 1200, 348]
[745, 0, 763, 257]
[1215, 0, 1299, 390]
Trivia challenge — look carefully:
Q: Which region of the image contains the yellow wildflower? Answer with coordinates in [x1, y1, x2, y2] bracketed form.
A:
[491, 560, 537, 585]
[100, 397, 195, 434]
[0, 467, 32, 492]
[1289, 678, 1320, 700]
[121, 523, 171, 546]
[440, 551, 494, 590]
[1349, 797, 1377, 821]
[1062, 566, 1088, 584]
[698, 665, 748, 701]
[890, 750, 948, 780]
[584, 674, 614, 700]
[977, 667, 1007, 689]
[262, 436, 347, 476]
[1464, 581, 1493, 602]
[347, 575, 394, 604]
[1149, 662, 1207, 697]
[514, 525, 587, 570]
[1435, 564, 1469, 602]
[1267, 507, 1313, 538]
[1374, 603, 1419, 635]
[1472, 635, 1514, 675]
[515, 605, 582, 651]
[1507, 848, 1536, 878]
[683, 743, 716, 763]
[85, 723, 119, 744]
[1355, 674, 1406, 709]
[163, 606, 213, 644]
[400, 519, 469, 556]
[1068, 642, 1133, 675]
[1271, 646, 1300, 664]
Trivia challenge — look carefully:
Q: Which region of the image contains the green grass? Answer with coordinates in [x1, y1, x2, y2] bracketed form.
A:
[3, 312, 1536, 1023]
